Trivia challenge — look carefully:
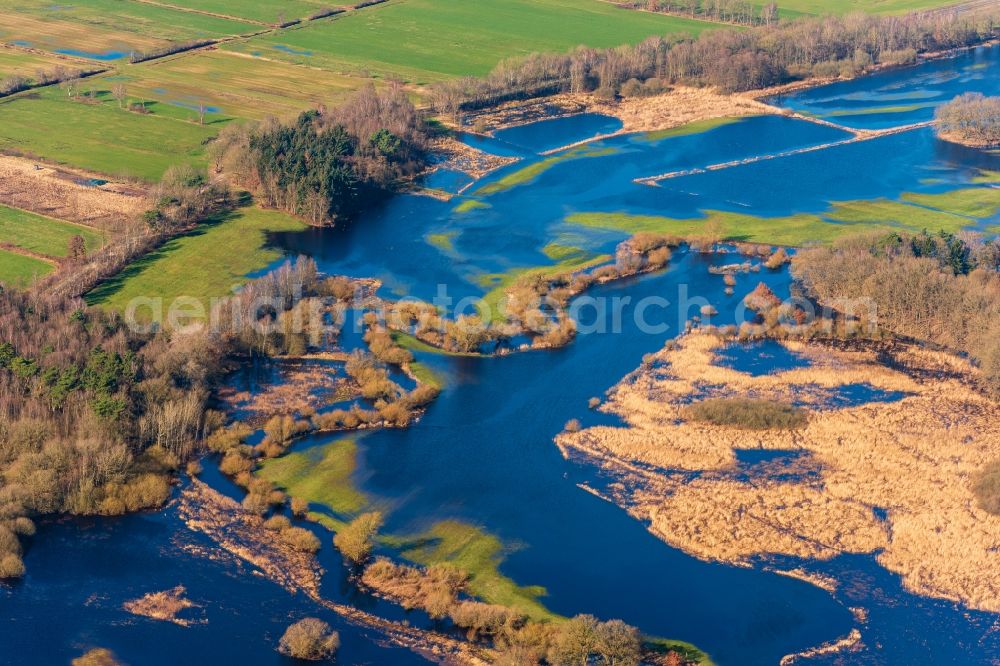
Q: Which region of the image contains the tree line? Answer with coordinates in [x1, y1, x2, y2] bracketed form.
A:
[431, 10, 998, 113]
[210, 84, 430, 226]
[792, 230, 1000, 396]
[936, 92, 1000, 147]
[621, 0, 780, 27]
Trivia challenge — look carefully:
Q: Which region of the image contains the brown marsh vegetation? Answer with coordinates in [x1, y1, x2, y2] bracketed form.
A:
[557, 331, 1000, 612]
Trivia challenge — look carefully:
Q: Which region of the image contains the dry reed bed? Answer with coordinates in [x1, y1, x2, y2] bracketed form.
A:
[123, 585, 201, 626]
[459, 86, 776, 139]
[216, 360, 355, 423]
[556, 332, 1000, 612]
[0, 154, 148, 231]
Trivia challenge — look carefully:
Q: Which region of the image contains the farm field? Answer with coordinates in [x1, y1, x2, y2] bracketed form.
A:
[0, 247, 53, 286]
[0, 45, 91, 81]
[0, 85, 222, 180]
[110, 49, 369, 120]
[141, 0, 343, 25]
[85, 206, 306, 315]
[224, 0, 721, 81]
[0, 0, 258, 60]
[0, 203, 105, 258]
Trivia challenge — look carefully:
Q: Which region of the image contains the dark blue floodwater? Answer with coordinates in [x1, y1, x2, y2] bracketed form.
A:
[771, 44, 1000, 129]
[716, 339, 811, 376]
[5, 51, 999, 666]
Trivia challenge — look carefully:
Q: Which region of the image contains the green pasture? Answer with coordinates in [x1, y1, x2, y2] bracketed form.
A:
[0, 0, 257, 59]
[0, 85, 221, 180]
[140, 0, 338, 25]
[0, 247, 53, 286]
[0, 45, 87, 81]
[0, 204, 105, 258]
[225, 0, 720, 82]
[85, 206, 305, 315]
[113, 49, 366, 120]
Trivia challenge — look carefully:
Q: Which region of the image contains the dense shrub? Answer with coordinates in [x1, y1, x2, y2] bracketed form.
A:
[936, 93, 1000, 147]
[213, 85, 428, 226]
[278, 618, 340, 660]
[793, 231, 1000, 395]
[684, 398, 807, 430]
[333, 511, 383, 564]
[973, 461, 1000, 515]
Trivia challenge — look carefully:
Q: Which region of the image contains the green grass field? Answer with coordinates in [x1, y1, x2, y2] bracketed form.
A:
[0, 204, 105, 258]
[0, 86, 221, 180]
[85, 206, 305, 315]
[139, 0, 338, 25]
[0, 247, 54, 286]
[0, 0, 258, 60]
[0, 45, 89, 81]
[225, 0, 720, 82]
[109, 50, 367, 120]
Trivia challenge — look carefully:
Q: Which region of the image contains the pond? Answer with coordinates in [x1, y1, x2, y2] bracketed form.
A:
[5, 47, 1000, 666]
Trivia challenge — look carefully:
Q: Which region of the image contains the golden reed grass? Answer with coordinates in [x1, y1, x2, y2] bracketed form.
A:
[0, 154, 149, 232]
[556, 332, 1000, 612]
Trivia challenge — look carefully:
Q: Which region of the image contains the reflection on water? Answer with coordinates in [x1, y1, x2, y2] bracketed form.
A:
[770, 44, 1000, 129]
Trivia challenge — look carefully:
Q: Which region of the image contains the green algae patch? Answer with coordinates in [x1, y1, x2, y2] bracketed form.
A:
[408, 361, 445, 389]
[386, 520, 556, 622]
[901, 188, 1000, 219]
[454, 199, 491, 214]
[258, 438, 367, 527]
[426, 230, 458, 253]
[642, 116, 744, 142]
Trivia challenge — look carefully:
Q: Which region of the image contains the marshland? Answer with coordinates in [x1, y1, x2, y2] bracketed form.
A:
[1, 2, 999, 665]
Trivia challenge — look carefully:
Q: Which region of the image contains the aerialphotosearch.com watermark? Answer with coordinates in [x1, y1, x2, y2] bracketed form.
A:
[119, 281, 878, 343]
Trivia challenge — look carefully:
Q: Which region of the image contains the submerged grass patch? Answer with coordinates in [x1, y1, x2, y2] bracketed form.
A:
[453, 199, 490, 214]
[476, 144, 618, 196]
[568, 186, 996, 247]
[86, 206, 305, 316]
[0, 204, 105, 258]
[642, 115, 744, 142]
[387, 520, 555, 622]
[258, 438, 367, 523]
[426, 230, 458, 253]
